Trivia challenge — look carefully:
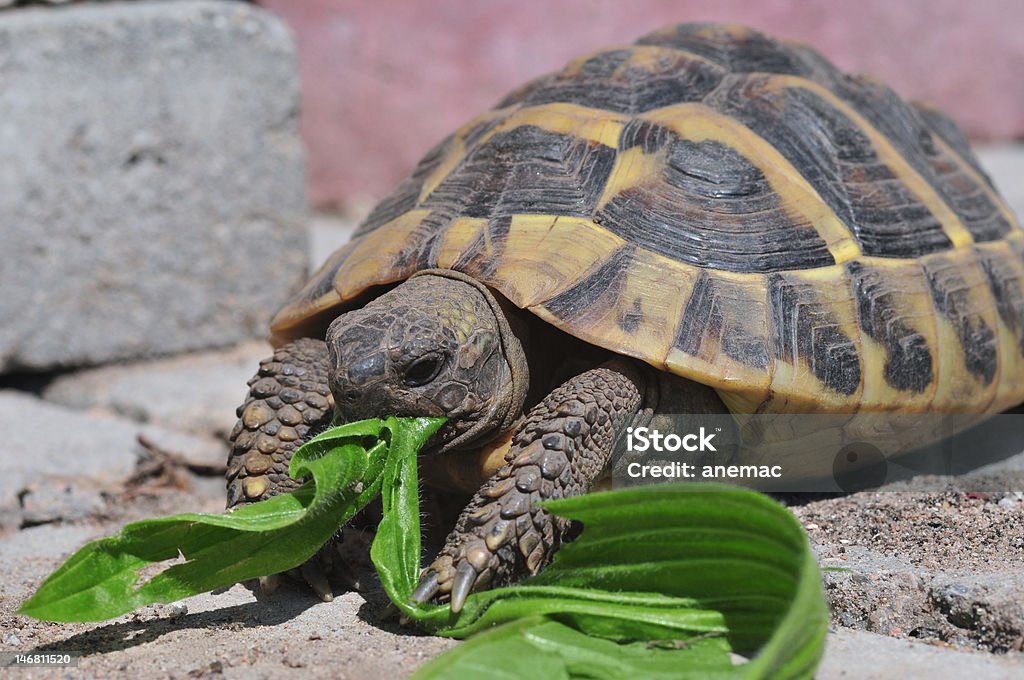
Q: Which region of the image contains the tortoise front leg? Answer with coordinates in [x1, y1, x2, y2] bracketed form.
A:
[226, 337, 338, 599]
[412, 362, 645, 612]
[226, 338, 335, 505]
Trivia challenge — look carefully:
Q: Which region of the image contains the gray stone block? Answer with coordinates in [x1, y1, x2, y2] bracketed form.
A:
[0, 390, 224, 529]
[308, 213, 357, 273]
[0, 0, 307, 372]
[819, 628, 1024, 680]
[978, 145, 1024, 223]
[43, 340, 272, 440]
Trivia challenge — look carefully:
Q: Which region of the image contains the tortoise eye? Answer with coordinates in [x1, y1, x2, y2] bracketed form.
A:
[403, 354, 444, 387]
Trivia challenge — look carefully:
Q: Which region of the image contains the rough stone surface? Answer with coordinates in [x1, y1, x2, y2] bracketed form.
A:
[308, 213, 357, 268]
[795, 467, 1024, 655]
[0, 391, 224, 531]
[818, 628, 1024, 679]
[978, 146, 1024, 222]
[929, 572, 1024, 652]
[0, 0, 308, 372]
[43, 341, 273, 441]
[814, 541, 1024, 653]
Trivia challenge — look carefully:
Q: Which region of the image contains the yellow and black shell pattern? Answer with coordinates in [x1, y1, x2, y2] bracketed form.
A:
[273, 23, 1024, 416]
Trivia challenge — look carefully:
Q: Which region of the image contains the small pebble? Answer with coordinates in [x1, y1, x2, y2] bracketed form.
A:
[4, 633, 22, 647]
[998, 497, 1017, 509]
[168, 601, 188, 619]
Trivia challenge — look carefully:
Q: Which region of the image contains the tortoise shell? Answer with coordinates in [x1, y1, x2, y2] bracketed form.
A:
[272, 23, 1024, 416]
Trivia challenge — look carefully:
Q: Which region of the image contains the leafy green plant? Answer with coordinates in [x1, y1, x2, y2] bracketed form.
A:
[19, 418, 827, 679]
[18, 417, 444, 622]
[369, 423, 827, 679]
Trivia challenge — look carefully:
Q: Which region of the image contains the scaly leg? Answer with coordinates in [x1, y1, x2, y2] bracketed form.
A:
[226, 337, 339, 599]
[412, 363, 645, 612]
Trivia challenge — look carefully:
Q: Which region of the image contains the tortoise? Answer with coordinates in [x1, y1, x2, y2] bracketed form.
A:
[226, 23, 1024, 612]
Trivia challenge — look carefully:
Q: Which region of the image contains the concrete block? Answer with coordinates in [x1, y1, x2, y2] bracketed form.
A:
[0, 391, 224, 530]
[43, 341, 272, 441]
[0, 0, 307, 372]
[308, 213, 357, 270]
[978, 145, 1024, 223]
[819, 628, 1024, 680]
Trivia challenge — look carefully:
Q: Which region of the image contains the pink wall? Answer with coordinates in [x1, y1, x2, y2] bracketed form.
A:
[258, 0, 1024, 210]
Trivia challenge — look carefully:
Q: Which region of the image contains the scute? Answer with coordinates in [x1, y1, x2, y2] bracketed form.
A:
[594, 132, 837, 272]
[636, 23, 828, 81]
[420, 125, 616, 221]
[497, 46, 727, 114]
[273, 23, 1024, 415]
[848, 260, 935, 394]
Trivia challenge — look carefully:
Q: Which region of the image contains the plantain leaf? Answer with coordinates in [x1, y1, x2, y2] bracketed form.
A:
[370, 412, 430, 611]
[370, 482, 827, 680]
[18, 417, 444, 623]
[411, 617, 738, 680]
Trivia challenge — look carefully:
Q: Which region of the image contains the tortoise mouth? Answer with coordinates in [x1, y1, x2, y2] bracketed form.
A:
[419, 430, 515, 494]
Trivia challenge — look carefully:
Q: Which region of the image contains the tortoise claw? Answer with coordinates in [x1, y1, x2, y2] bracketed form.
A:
[410, 571, 441, 604]
[450, 561, 477, 614]
[379, 602, 401, 621]
[300, 560, 334, 602]
[409, 559, 478, 613]
[258, 574, 280, 595]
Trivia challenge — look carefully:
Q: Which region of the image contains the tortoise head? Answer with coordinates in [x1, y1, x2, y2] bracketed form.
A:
[325, 270, 529, 452]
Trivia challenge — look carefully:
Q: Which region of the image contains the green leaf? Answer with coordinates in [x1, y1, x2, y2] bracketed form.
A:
[372, 415, 438, 611]
[412, 617, 737, 680]
[369, 482, 827, 680]
[18, 417, 444, 623]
